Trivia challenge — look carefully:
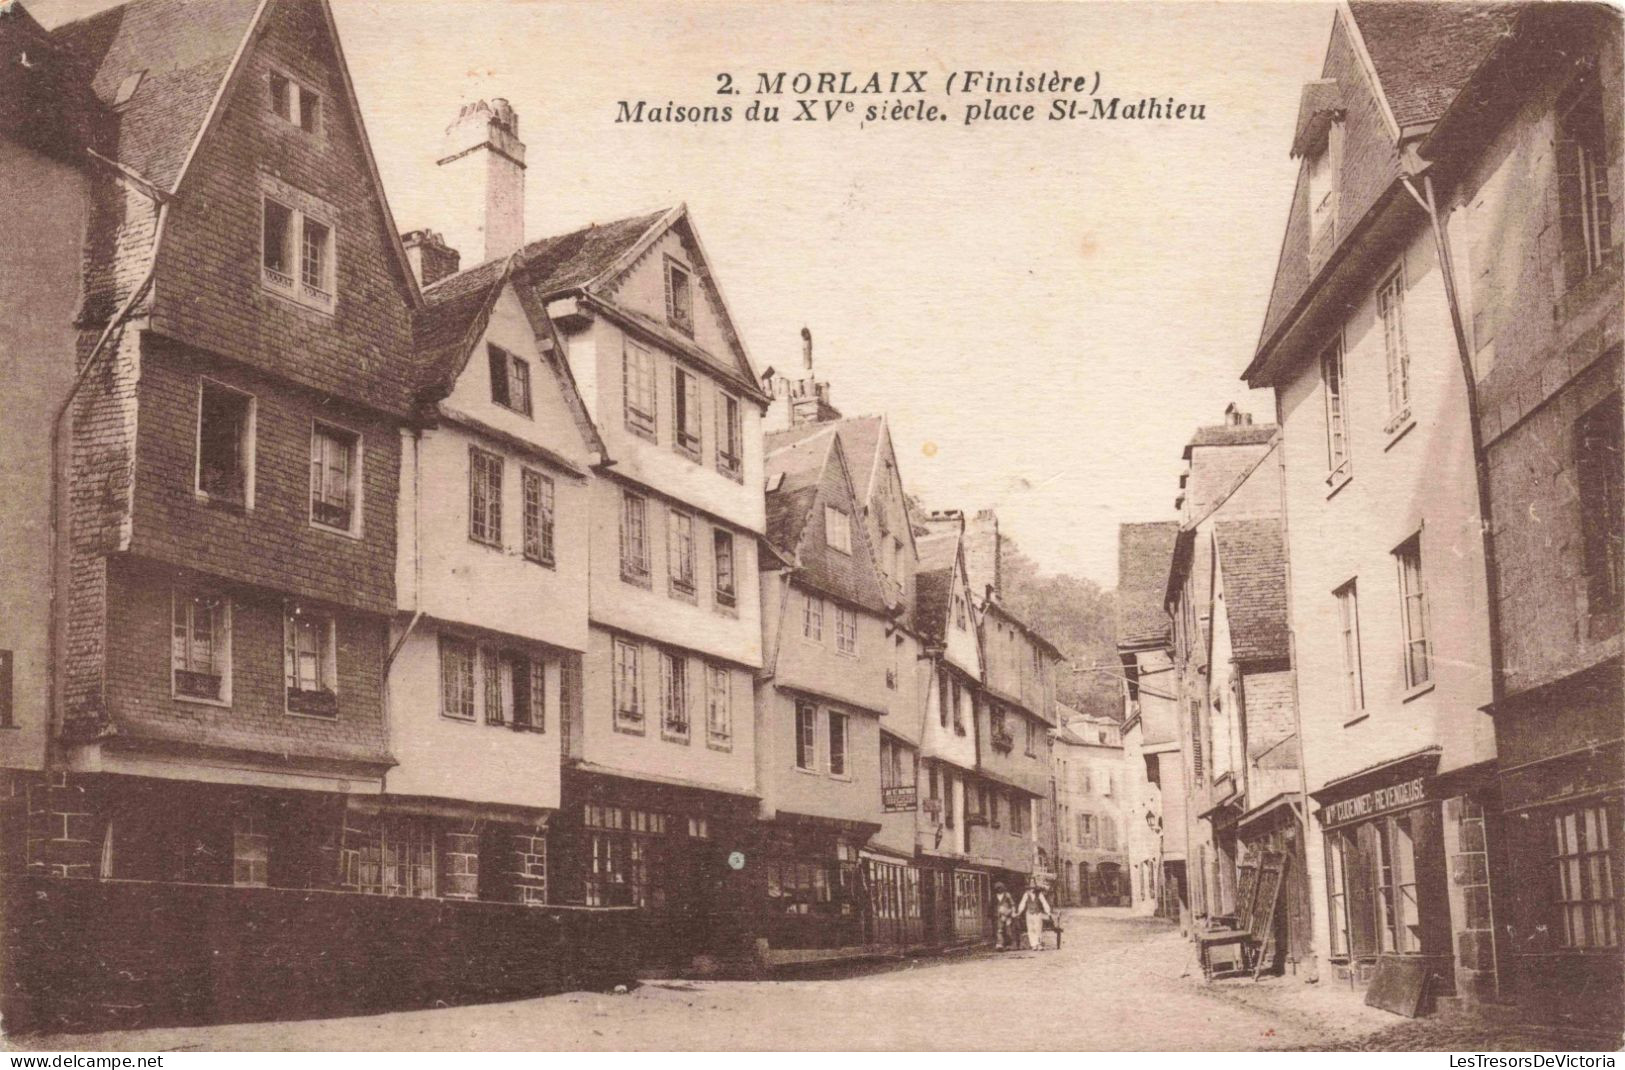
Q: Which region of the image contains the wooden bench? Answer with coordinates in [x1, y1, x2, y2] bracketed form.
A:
[1197, 850, 1286, 981]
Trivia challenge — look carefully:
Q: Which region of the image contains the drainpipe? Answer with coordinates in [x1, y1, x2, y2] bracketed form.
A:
[1272, 410, 1319, 983]
[1401, 172, 1507, 713]
[1402, 170, 1507, 1002]
[48, 189, 169, 767]
[381, 427, 427, 791]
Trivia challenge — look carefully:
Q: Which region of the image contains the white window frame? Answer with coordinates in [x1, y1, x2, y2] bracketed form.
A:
[828, 710, 850, 779]
[468, 446, 503, 549]
[802, 592, 824, 642]
[825, 505, 852, 555]
[1377, 266, 1412, 434]
[665, 255, 695, 336]
[1395, 534, 1432, 693]
[1322, 337, 1351, 488]
[284, 604, 338, 718]
[522, 467, 555, 567]
[172, 589, 232, 707]
[659, 648, 690, 743]
[439, 634, 477, 721]
[623, 340, 658, 440]
[835, 605, 858, 657]
[705, 664, 732, 750]
[713, 526, 737, 609]
[268, 66, 322, 136]
[668, 507, 697, 597]
[488, 344, 533, 418]
[794, 700, 819, 772]
[195, 378, 257, 510]
[1335, 579, 1365, 720]
[309, 420, 362, 537]
[673, 365, 702, 460]
[716, 390, 743, 480]
[613, 637, 644, 732]
[260, 183, 336, 314]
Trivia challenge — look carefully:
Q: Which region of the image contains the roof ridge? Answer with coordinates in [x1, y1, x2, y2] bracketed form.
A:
[424, 206, 675, 293]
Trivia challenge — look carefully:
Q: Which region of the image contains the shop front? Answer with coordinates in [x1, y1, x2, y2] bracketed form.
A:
[752, 813, 877, 952]
[862, 852, 926, 948]
[1236, 792, 1312, 976]
[552, 767, 758, 972]
[1492, 660, 1623, 1029]
[1313, 750, 1459, 1002]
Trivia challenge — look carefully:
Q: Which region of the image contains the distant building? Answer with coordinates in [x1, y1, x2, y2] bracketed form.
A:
[1053, 708, 1129, 907]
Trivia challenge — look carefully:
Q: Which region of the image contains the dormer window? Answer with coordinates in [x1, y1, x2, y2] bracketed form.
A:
[270, 69, 321, 135]
[261, 178, 336, 313]
[488, 344, 532, 416]
[1292, 79, 1344, 274]
[665, 257, 694, 336]
[825, 506, 852, 554]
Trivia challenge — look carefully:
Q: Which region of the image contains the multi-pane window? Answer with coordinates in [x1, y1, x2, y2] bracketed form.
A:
[344, 816, 435, 898]
[828, 711, 849, 777]
[717, 392, 743, 478]
[1377, 268, 1410, 425]
[1011, 795, 1027, 835]
[1578, 393, 1623, 618]
[795, 701, 818, 771]
[880, 736, 916, 797]
[802, 593, 824, 641]
[705, 665, 731, 746]
[1377, 815, 1422, 953]
[668, 509, 696, 595]
[522, 468, 555, 565]
[484, 648, 544, 729]
[835, 606, 858, 657]
[1190, 700, 1204, 784]
[262, 191, 335, 308]
[713, 528, 736, 607]
[1325, 830, 1353, 958]
[488, 344, 532, 416]
[439, 635, 476, 720]
[825, 506, 852, 554]
[173, 592, 230, 702]
[584, 805, 666, 908]
[660, 650, 689, 740]
[1335, 580, 1364, 717]
[310, 423, 357, 532]
[301, 217, 330, 295]
[614, 638, 643, 728]
[620, 491, 650, 582]
[284, 607, 336, 717]
[468, 447, 503, 547]
[665, 258, 694, 335]
[198, 381, 254, 506]
[673, 367, 702, 457]
[233, 814, 268, 888]
[1557, 69, 1614, 287]
[1395, 535, 1431, 690]
[1322, 339, 1350, 480]
[1553, 801, 1619, 948]
[623, 341, 657, 438]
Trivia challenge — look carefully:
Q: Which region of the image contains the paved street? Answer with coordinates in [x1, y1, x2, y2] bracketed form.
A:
[13, 911, 1413, 1052]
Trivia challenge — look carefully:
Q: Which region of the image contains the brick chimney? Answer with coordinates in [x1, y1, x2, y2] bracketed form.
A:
[962, 509, 1002, 601]
[1223, 401, 1253, 427]
[763, 326, 842, 432]
[436, 98, 526, 266]
[401, 229, 461, 288]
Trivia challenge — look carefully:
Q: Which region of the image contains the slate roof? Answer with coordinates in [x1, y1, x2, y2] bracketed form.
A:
[1213, 518, 1290, 666]
[1348, 1, 1520, 130]
[913, 566, 953, 644]
[50, 0, 262, 191]
[424, 210, 667, 307]
[1250, 3, 1515, 380]
[763, 427, 889, 615]
[1117, 521, 1178, 647]
[1, 2, 108, 162]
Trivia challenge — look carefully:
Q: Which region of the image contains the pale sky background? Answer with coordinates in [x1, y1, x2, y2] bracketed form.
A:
[37, 0, 1337, 587]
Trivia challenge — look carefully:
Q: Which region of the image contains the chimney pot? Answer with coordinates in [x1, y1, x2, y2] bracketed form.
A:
[402, 229, 461, 287]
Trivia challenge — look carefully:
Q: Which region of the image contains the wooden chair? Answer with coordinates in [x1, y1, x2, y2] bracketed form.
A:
[1197, 851, 1285, 981]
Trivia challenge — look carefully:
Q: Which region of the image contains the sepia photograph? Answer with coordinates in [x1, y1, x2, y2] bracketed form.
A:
[0, 0, 1620, 1054]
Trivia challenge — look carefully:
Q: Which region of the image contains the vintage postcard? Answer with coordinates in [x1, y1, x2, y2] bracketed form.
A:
[0, 0, 1620, 1054]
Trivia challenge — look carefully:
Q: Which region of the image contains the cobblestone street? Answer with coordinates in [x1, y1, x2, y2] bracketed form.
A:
[17, 910, 1574, 1052]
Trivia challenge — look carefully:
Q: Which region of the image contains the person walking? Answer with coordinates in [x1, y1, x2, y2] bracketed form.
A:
[993, 882, 1016, 950]
[1016, 880, 1054, 951]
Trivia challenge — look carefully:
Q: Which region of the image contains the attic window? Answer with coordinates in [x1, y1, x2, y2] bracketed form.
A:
[825, 506, 852, 555]
[269, 68, 321, 135]
[114, 70, 145, 108]
[261, 179, 337, 314]
[665, 258, 694, 336]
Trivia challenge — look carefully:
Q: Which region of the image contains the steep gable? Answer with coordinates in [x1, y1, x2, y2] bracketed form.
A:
[1117, 521, 1178, 647]
[1213, 519, 1291, 666]
[764, 428, 889, 615]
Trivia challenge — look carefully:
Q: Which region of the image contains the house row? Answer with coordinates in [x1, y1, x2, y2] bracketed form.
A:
[0, 0, 1071, 993]
[1116, 2, 1622, 1028]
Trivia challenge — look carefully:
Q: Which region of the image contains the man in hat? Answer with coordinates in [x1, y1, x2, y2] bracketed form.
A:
[1015, 879, 1054, 951]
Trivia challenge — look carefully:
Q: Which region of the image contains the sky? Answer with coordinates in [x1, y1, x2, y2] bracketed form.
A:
[35, 0, 1336, 587]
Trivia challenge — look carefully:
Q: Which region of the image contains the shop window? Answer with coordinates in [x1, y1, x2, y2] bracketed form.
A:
[766, 860, 839, 915]
[344, 816, 435, 898]
[1553, 801, 1619, 949]
[584, 805, 665, 908]
[1325, 829, 1353, 959]
[1377, 815, 1422, 953]
[172, 590, 231, 704]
